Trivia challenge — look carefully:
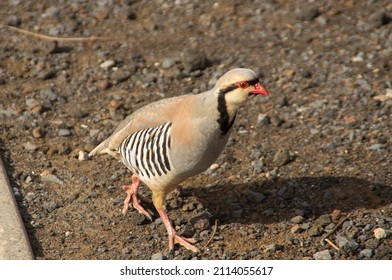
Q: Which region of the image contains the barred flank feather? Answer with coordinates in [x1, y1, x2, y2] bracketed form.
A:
[119, 122, 173, 180]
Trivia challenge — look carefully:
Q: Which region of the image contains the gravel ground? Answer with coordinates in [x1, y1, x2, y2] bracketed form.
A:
[0, 0, 391, 260]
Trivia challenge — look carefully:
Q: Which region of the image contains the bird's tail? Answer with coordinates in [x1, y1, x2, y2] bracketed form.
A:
[88, 138, 110, 157]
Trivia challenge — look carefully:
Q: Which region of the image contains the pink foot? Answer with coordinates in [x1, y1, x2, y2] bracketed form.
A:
[157, 208, 199, 252]
[122, 175, 152, 220]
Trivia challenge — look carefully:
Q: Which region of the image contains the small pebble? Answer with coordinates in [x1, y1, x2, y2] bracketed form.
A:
[7, 15, 21, 26]
[256, 113, 270, 127]
[273, 148, 291, 166]
[209, 163, 219, 171]
[78, 150, 89, 161]
[58, 128, 72, 137]
[32, 127, 44, 138]
[23, 142, 38, 151]
[317, 214, 332, 227]
[336, 235, 359, 252]
[359, 249, 374, 258]
[308, 226, 322, 237]
[100, 60, 116, 69]
[111, 70, 131, 84]
[267, 244, 282, 252]
[247, 190, 266, 203]
[313, 250, 332, 260]
[151, 252, 166, 260]
[181, 47, 207, 71]
[162, 58, 176, 69]
[290, 225, 301, 234]
[41, 174, 64, 186]
[291, 215, 304, 224]
[373, 228, 387, 239]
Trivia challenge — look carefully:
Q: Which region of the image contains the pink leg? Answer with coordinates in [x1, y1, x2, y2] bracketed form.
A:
[122, 175, 152, 220]
[157, 208, 199, 252]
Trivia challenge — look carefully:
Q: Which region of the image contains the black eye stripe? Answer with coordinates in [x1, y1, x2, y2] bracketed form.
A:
[248, 78, 259, 86]
[219, 77, 259, 95]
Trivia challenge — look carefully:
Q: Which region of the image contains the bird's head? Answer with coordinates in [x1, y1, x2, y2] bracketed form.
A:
[214, 68, 269, 107]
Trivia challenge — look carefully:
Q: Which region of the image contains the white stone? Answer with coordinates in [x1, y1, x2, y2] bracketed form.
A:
[78, 150, 89, 161]
[374, 228, 387, 239]
[209, 163, 219, 171]
[99, 60, 115, 69]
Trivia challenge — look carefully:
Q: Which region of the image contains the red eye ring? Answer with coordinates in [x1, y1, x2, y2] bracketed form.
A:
[236, 81, 249, 89]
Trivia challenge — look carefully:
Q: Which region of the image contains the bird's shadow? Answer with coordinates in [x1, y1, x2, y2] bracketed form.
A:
[183, 176, 392, 225]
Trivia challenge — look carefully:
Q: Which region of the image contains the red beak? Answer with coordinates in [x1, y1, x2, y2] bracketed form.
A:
[251, 83, 269, 96]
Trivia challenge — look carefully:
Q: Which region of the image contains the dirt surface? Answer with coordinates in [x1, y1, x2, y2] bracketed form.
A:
[1, 0, 391, 260]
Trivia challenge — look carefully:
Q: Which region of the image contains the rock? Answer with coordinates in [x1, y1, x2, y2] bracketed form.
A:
[181, 48, 208, 71]
[23, 142, 38, 151]
[277, 186, 288, 197]
[256, 113, 270, 127]
[162, 58, 176, 69]
[317, 214, 332, 227]
[111, 70, 131, 84]
[97, 246, 107, 253]
[367, 143, 385, 151]
[247, 190, 266, 203]
[331, 209, 342, 221]
[252, 158, 264, 174]
[43, 201, 59, 212]
[308, 226, 323, 236]
[78, 150, 89, 161]
[58, 128, 72, 137]
[209, 163, 219, 171]
[299, 7, 320, 21]
[100, 60, 116, 69]
[151, 252, 166, 260]
[373, 228, 387, 239]
[313, 250, 332, 260]
[40, 87, 59, 102]
[301, 223, 310, 230]
[6, 15, 21, 26]
[359, 249, 374, 259]
[190, 213, 211, 230]
[273, 148, 291, 166]
[39, 69, 57, 80]
[291, 215, 304, 224]
[336, 235, 359, 252]
[121, 248, 131, 254]
[41, 174, 64, 186]
[369, 10, 392, 28]
[232, 209, 243, 218]
[32, 127, 44, 138]
[130, 212, 149, 225]
[267, 244, 282, 252]
[290, 225, 301, 234]
[25, 98, 42, 113]
[96, 79, 110, 90]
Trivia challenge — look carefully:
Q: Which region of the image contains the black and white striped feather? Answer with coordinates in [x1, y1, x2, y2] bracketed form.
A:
[119, 122, 173, 182]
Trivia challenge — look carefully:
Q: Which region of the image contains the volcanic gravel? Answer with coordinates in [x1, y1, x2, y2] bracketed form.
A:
[0, 0, 391, 260]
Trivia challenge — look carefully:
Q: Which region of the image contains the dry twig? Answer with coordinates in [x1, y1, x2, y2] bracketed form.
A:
[203, 219, 218, 249]
[1, 24, 115, 42]
[325, 238, 340, 251]
[320, 214, 350, 245]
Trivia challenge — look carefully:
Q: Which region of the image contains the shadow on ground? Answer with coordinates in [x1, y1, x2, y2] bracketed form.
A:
[186, 176, 392, 225]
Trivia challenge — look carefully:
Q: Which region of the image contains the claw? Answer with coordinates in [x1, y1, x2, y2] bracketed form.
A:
[122, 175, 152, 220]
[157, 208, 199, 252]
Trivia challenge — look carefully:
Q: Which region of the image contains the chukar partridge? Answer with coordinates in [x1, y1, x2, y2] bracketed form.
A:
[89, 68, 269, 252]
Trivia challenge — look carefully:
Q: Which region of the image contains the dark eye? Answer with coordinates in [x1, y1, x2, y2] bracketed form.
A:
[236, 81, 249, 89]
